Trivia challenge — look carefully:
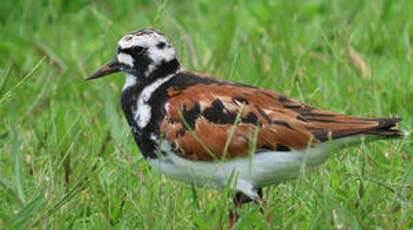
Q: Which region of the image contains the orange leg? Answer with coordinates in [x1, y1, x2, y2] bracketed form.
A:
[228, 203, 241, 228]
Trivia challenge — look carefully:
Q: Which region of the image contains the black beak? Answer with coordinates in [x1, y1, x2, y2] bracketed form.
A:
[85, 57, 122, 81]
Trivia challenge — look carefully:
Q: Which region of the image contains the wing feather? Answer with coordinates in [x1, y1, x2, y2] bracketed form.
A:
[159, 71, 403, 161]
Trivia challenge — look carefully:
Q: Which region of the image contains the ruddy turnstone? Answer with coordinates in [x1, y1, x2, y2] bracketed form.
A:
[86, 28, 406, 224]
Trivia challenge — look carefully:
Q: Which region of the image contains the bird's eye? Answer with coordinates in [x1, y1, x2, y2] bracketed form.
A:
[156, 42, 166, 49]
[131, 46, 144, 54]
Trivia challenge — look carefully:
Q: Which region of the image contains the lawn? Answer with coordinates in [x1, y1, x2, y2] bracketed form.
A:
[0, 0, 412, 229]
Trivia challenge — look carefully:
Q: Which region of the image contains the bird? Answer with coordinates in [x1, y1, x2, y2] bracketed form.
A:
[86, 28, 407, 225]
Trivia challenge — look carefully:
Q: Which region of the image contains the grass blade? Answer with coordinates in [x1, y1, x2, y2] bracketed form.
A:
[0, 173, 23, 208]
[8, 195, 45, 228]
[104, 90, 125, 147]
[0, 57, 45, 107]
[305, 180, 361, 230]
[12, 132, 25, 205]
[0, 64, 12, 93]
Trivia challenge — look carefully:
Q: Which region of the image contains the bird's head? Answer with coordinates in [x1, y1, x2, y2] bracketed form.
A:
[86, 28, 179, 81]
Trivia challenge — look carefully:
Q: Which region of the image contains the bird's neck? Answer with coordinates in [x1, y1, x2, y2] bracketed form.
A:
[119, 58, 180, 159]
[120, 57, 180, 130]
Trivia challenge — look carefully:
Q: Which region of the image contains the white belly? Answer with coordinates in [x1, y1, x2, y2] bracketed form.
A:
[147, 143, 333, 198]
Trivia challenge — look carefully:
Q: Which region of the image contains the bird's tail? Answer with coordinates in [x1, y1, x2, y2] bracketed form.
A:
[361, 118, 407, 137]
[306, 116, 407, 148]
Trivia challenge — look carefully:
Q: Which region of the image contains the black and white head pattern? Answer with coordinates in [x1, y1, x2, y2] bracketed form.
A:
[117, 29, 180, 134]
[116, 28, 178, 79]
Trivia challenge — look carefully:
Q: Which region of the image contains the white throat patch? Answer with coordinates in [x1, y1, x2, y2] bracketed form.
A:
[122, 73, 137, 90]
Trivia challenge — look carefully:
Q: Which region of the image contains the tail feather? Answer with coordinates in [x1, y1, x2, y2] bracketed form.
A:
[367, 118, 401, 128]
[308, 117, 406, 142]
[365, 118, 407, 138]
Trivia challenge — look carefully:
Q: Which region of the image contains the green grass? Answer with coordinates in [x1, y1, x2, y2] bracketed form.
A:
[1, 0, 412, 229]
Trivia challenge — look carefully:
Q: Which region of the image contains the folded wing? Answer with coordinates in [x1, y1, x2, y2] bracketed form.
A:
[160, 71, 404, 161]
